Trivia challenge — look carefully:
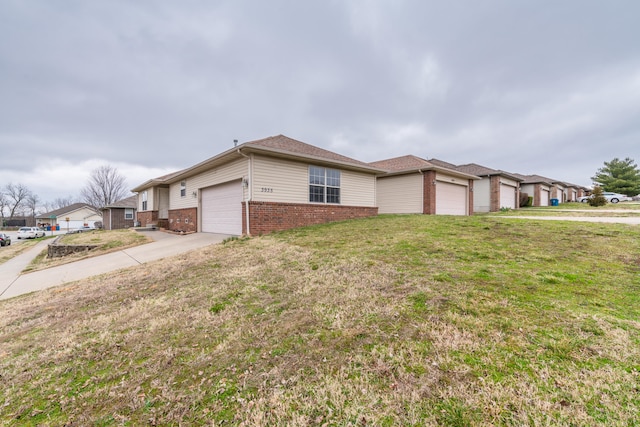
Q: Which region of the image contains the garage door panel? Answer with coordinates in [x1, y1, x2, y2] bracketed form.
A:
[201, 180, 242, 235]
[436, 182, 467, 215]
[499, 184, 517, 209]
[540, 190, 550, 206]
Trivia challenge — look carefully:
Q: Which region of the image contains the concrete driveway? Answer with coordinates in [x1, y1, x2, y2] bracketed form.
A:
[0, 231, 231, 300]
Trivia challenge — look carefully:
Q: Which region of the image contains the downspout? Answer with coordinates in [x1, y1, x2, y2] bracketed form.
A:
[237, 149, 252, 236]
[418, 169, 424, 213]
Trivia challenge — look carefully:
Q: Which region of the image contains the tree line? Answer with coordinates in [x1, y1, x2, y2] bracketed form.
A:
[0, 165, 131, 224]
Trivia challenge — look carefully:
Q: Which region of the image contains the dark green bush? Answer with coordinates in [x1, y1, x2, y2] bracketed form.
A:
[588, 186, 607, 207]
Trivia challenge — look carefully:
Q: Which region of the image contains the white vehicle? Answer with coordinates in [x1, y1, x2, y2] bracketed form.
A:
[578, 192, 630, 204]
[17, 227, 46, 239]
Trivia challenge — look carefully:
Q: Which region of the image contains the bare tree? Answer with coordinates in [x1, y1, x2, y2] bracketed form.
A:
[80, 165, 130, 210]
[0, 192, 8, 225]
[25, 193, 41, 220]
[43, 196, 79, 212]
[4, 183, 32, 220]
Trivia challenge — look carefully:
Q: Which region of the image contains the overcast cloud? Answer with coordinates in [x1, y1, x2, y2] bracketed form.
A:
[1, 0, 639, 205]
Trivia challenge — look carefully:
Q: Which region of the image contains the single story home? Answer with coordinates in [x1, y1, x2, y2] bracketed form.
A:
[101, 195, 138, 230]
[132, 135, 384, 235]
[450, 163, 523, 212]
[37, 203, 102, 231]
[370, 155, 479, 216]
[513, 174, 554, 207]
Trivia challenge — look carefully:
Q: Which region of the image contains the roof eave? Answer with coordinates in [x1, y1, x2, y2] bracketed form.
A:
[378, 166, 480, 180]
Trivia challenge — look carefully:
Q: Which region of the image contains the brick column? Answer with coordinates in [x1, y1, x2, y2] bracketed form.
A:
[533, 184, 541, 207]
[423, 171, 437, 214]
[490, 175, 500, 212]
[468, 179, 475, 215]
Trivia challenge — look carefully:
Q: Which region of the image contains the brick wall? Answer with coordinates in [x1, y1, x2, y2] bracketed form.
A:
[168, 208, 197, 233]
[137, 211, 158, 227]
[422, 170, 437, 214]
[489, 175, 500, 212]
[243, 201, 378, 235]
[468, 179, 474, 215]
[533, 184, 541, 206]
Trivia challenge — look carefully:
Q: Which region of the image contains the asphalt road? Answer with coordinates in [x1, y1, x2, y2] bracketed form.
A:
[0, 231, 231, 300]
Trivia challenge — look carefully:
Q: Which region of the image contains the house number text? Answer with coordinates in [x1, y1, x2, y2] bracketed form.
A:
[260, 187, 274, 193]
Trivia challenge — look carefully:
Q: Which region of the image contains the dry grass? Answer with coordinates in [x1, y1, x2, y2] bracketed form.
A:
[22, 229, 151, 273]
[0, 238, 43, 265]
[1, 215, 639, 426]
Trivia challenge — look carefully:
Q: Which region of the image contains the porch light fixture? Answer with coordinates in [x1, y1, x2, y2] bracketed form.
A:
[192, 190, 198, 198]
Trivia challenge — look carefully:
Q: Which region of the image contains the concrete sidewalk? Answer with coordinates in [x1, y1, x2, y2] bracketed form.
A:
[0, 231, 231, 300]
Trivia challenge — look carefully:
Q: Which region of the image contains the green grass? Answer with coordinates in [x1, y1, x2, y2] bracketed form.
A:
[1, 215, 639, 426]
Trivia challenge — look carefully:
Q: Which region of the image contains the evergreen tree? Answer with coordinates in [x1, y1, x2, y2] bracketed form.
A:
[591, 157, 640, 196]
[588, 186, 607, 207]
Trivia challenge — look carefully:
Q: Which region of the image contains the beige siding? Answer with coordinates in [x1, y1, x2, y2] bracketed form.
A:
[474, 179, 491, 213]
[341, 171, 376, 206]
[170, 158, 248, 210]
[376, 174, 423, 214]
[436, 173, 469, 186]
[251, 155, 376, 206]
[520, 184, 534, 197]
[158, 187, 169, 218]
[252, 155, 308, 203]
[138, 188, 154, 211]
[500, 178, 518, 187]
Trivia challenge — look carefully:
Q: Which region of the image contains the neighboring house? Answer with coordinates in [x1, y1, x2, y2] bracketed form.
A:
[431, 162, 523, 212]
[513, 174, 554, 206]
[101, 195, 137, 230]
[562, 183, 585, 202]
[37, 203, 102, 231]
[369, 155, 479, 216]
[132, 135, 383, 235]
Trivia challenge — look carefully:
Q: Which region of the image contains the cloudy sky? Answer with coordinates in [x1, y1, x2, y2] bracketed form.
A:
[1, 0, 639, 205]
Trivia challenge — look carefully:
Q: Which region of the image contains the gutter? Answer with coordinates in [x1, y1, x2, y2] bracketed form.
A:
[237, 148, 252, 236]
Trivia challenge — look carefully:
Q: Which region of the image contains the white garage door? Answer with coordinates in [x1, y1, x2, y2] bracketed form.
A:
[436, 182, 468, 215]
[540, 189, 550, 206]
[201, 180, 242, 235]
[499, 184, 517, 209]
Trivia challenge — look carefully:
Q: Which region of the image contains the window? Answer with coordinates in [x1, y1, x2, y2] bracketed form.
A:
[180, 181, 186, 197]
[309, 166, 340, 204]
[141, 191, 148, 211]
[124, 208, 134, 220]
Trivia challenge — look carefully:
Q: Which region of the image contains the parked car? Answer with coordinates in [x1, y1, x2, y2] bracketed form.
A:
[17, 227, 46, 239]
[578, 192, 629, 204]
[0, 233, 11, 246]
[67, 225, 96, 234]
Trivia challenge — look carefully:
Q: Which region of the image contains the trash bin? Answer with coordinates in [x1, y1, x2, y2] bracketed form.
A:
[55, 225, 60, 231]
[550, 198, 559, 206]
[46, 225, 51, 231]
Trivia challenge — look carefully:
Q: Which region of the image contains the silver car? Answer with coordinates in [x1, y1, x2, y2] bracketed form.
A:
[17, 227, 46, 239]
[579, 192, 629, 204]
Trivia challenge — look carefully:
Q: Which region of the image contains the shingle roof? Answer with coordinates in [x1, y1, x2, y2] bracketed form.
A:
[103, 195, 137, 209]
[37, 203, 98, 219]
[513, 173, 555, 185]
[428, 158, 460, 170]
[368, 155, 434, 171]
[244, 135, 374, 168]
[455, 163, 523, 181]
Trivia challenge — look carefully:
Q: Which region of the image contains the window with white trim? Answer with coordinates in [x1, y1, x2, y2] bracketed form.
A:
[309, 166, 340, 204]
[124, 208, 134, 220]
[141, 191, 148, 211]
[180, 181, 186, 197]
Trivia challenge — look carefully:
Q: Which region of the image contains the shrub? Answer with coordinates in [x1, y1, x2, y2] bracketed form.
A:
[519, 192, 530, 207]
[588, 186, 607, 207]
